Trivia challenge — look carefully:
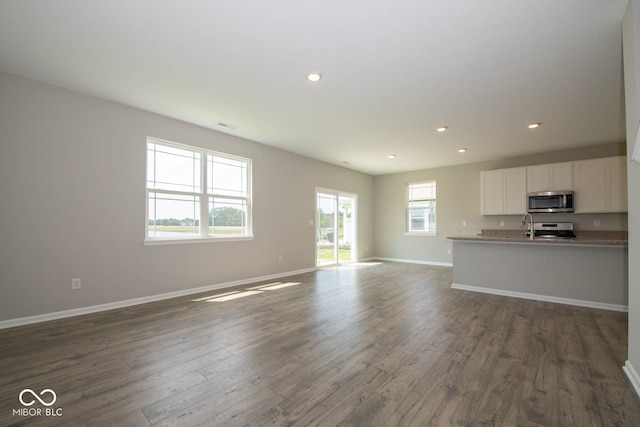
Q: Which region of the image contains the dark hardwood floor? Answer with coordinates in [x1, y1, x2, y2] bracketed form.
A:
[1, 261, 639, 426]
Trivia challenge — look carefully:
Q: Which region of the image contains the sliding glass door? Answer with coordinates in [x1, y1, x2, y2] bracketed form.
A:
[316, 189, 356, 266]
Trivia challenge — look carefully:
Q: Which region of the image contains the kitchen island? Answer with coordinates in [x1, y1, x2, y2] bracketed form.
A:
[448, 230, 628, 311]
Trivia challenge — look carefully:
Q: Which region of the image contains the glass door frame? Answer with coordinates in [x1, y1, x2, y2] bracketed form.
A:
[315, 187, 357, 267]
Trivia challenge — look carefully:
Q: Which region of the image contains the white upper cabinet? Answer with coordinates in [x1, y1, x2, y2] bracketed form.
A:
[481, 169, 504, 215]
[607, 156, 628, 212]
[504, 167, 528, 214]
[526, 162, 573, 193]
[572, 158, 605, 212]
[481, 167, 527, 215]
[481, 156, 628, 215]
[573, 156, 627, 213]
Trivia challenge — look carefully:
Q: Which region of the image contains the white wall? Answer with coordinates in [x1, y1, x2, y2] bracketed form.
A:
[623, 0, 640, 390]
[0, 71, 375, 322]
[374, 145, 627, 265]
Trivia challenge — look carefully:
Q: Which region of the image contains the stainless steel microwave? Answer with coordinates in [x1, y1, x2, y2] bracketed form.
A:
[527, 190, 574, 213]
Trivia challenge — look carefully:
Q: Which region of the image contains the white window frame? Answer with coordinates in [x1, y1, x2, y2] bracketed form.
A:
[405, 181, 437, 236]
[145, 137, 253, 245]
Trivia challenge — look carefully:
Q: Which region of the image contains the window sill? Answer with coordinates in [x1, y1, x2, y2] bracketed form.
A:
[144, 236, 254, 246]
[405, 232, 437, 237]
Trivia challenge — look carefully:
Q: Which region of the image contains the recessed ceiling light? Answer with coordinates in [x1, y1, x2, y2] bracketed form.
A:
[528, 122, 541, 129]
[306, 72, 322, 82]
[436, 126, 448, 132]
[457, 148, 467, 153]
[388, 154, 396, 159]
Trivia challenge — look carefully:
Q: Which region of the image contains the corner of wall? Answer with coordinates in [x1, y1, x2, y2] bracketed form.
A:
[623, 361, 640, 398]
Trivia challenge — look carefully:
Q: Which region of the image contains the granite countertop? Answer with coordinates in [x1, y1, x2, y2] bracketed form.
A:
[448, 229, 628, 246]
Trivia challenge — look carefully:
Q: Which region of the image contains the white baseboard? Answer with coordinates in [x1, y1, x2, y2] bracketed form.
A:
[623, 361, 640, 398]
[451, 283, 628, 312]
[374, 257, 453, 267]
[0, 267, 317, 329]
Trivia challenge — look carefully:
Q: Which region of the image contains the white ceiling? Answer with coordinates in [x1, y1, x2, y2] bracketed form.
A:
[0, 0, 628, 175]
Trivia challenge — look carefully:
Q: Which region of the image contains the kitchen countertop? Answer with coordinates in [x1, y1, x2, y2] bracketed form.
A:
[448, 229, 628, 246]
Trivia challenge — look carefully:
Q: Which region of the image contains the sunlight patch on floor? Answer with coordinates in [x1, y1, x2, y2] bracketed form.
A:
[321, 262, 383, 271]
[193, 281, 304, 303]
[258, 282, 301, 291]
[191, 291, 239, 301]
[350, 262, 382, 267]
[205, 290, 263, 302]
[247, 282, 282, 290]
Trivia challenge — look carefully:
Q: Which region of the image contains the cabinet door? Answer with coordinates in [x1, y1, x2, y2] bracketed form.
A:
[573, 158, 605, 213]
[549, 162, 573, 190]
[527, 162, 573, 192]
[526, 164, 551, 192]
[572, 156, 627, 213]
[481, 167, 527, 215]
[481, 170, 505, 215]
[504, 167, 527, 214]
[607, 156, 627, 212]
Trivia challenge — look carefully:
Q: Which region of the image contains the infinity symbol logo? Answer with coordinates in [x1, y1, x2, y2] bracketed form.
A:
[19, 389, 57, 407]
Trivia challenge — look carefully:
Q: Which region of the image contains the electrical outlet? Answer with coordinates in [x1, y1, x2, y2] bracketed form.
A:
[462, 220, 468, 227]
[500, 221, 505, 227]
[594, 219, 601, 227]
[447, 249, 452, 255]
[278, 255, 283, 262]
[72, 278, 81, 289]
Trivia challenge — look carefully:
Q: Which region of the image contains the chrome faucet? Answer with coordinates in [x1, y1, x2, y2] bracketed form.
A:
[521, 213, 534, 240]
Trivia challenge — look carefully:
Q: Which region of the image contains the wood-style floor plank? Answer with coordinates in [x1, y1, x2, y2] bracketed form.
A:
[1, 261, 639, 426]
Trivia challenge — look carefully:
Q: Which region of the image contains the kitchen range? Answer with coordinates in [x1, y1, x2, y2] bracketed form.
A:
[523, 221, 577, 240]
[531, 222, 576, 239]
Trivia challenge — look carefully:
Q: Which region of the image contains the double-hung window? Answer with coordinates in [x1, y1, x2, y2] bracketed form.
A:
[406, 181, 436, 235]
[146, 137, 252, 243]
